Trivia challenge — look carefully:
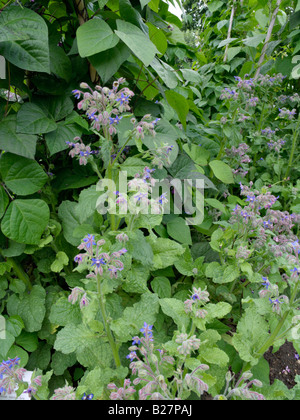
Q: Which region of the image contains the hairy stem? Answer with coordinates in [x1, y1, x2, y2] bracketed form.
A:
[285, 113, 300, 179]
[97, 274, 121, 368]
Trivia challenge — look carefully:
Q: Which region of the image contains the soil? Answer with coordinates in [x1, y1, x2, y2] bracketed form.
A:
[201, 341, 300, 400]
[264, 340, 300, 389]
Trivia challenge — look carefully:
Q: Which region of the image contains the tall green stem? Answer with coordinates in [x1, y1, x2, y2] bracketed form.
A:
[96, 274, 121, 368]
[106, 163, 117, 231]
[5, 257, 32, 291]
[285, 114, 300, 179]
[242, 280, 300, 373]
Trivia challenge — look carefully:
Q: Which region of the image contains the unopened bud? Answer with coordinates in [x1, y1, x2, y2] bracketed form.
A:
[241, 371, 253, 380]
[150, 354, 158, 364]
[252, 379, 263, 387]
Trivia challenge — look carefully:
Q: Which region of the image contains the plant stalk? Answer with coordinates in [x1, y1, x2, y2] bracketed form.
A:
[254, 0, 282, 80]
[285, 113, 300, 179]
[96, 274, 121, 368]
[6, 257, 32, 291]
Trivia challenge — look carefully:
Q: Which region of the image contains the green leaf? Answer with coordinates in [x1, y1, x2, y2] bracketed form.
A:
[49, 44, 72, 81]
[51, 351, 77, 376]
[232, 307, 270, 365]
[126, 230, 154, 267]
[205, 198, 227, 214]
[0, 185, 9, 218]
[15, 331, 38, 352]
[110, 292, 160, 342]
[140, 0, 151, 7]
[198, 346, 229, 367]
[34, 95, 73, 122]
[180, 69, 201, 84]
[75, 185, 104, 224]
[159, 298, 190, 330]
[77, 18, 119, 57]
[123, 264, 150, 294]
[0, 6, 50, 73]
[6, 345, 29, 368]
[174, 247, 203, 276]
[151, 58, 178, 89]
[0, 22, 27, 42]
[255, 9, 269, 28]
[119, 0, 147, 31]
[26, 342, 51, 370]
[151, 276, 171, 298]
[148, 0, 160, 12]
[54, 323, 113, 369]
[165, 90, 189, 130]
[243, 34, 266, 47]
[58, 200, 81, 247]
[45, 121, 83, 156]
[50, 251, 69, 273]
[209, 160, 234, 184]
[226, 46, 242, 62]
[6, 315, 24, 337]
[98, 0, 110, 8]
[120, 156, 149, 177]
[76, 366, 123, 400]
[90, 42, 131, 84]
[115, 19, 158, 66]
[205, 302, 232, 320]
[130, 213, 163, 231]
[6, 285, 46, 332]
[16, 102, 57, 134]
[35, 370, 53, 400]
[218, 38, 238, 48]
[148, 237, 185, 270]
[49, 296, 82, 326]
[206, 262, 240, 284]
[147, 22, 168, 55]
[167, 217, 192, 245]
[207, 1, 223, 12]
[0, 330, 15, 358]
[0, 153, 48, 195]
[1, 199, 50, 245]
[0, 115, 37, 159]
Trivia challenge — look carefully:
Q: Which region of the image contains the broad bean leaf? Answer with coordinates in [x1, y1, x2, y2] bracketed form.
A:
[1, 199, 50, 245]
[58, 200, 82, 247]
[0, 153, 48, 195]
[0, 6, 50, 73]
[0, 185, 9, 218]
[167, 217, 192, 245]
[209, 160, 234, 184]
[90, 42, 131, 84]
[77, 18, 119, 57]
[0, 115, 37, 159]
[115, 20, 158, 66]
[165, 90, 189, 130]
[16, 102, 57, 134]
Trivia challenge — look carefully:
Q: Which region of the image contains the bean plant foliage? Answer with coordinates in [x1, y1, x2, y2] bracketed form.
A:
[0, 0, 300, 401]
